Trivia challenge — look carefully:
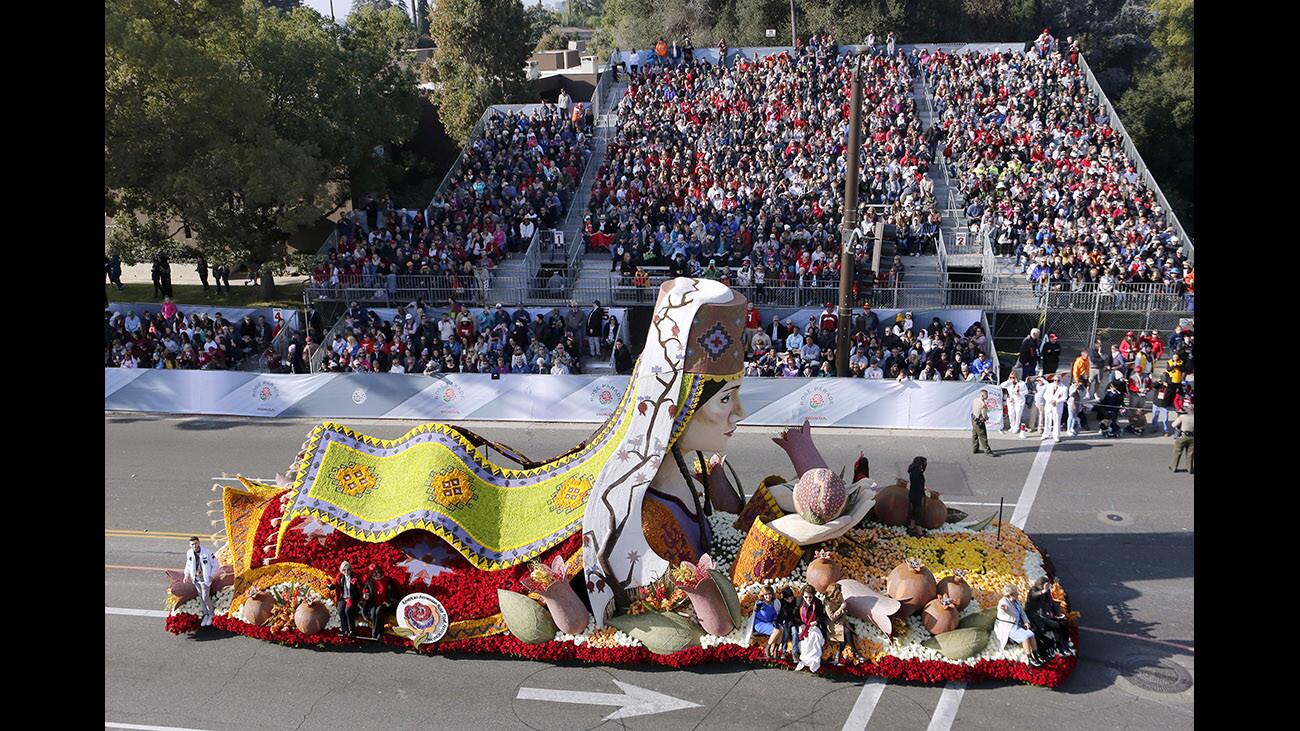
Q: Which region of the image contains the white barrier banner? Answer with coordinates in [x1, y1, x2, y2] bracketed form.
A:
[105, 370, 997, 430]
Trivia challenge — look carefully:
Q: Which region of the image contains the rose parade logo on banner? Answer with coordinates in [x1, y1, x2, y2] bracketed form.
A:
[801, 385, 835, 420]
[351, 388, 367, 405]
[439, 383, 464, 404]
[587, 382, 623, 414]
[251, 380, 279, 413]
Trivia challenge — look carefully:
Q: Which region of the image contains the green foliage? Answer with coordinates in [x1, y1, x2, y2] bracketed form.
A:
[1149, 0, 1192, 69]
[424, 0, 531, 145]
[1117, 60, 1193, 233]
[524, 3, 560, 50]
[105, 0, 420, 292]
[536, 27, 580, 53]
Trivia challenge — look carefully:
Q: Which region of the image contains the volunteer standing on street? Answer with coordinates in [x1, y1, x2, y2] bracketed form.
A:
[971, 389, 996, 456]
[1170, 405, 1194, 474]
[1000, 372, 1028, 437]
[1041, 375, 1063, 442]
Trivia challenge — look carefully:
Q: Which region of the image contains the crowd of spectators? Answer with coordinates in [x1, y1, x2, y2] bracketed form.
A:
[1007, 321, 1194, 438]
[583, 36, 943, 302]
[314, 299, 623, 376]
[310, 105, 592, 300]
[105, 301, 296, 371]
[925, 32, 1193, 306]
[741, 301, 994, 380]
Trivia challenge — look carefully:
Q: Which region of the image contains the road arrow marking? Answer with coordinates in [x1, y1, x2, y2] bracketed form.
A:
[517, 679, 701, 720]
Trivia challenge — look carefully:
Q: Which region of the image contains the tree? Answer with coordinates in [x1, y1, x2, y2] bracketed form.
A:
[536, 27, 579, 52]
[105, 0, 420, 297]
[524, 3, 560, 50]
[1117, 0, 1193, 232]
[424, 0, 530, 145]
[261, 0, 302, 11]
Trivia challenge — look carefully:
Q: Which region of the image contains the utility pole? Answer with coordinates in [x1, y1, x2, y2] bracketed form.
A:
[789, 0, 797, 47]
[836, 55, 864, 378]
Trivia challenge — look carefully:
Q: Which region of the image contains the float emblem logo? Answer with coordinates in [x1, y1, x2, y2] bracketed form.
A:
[254, 381, 277, 401]
[804, 385, 833, 410]
[440, 383, 464, 403]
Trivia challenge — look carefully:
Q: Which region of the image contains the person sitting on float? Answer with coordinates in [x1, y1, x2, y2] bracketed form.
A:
[996, 584, 1045, 667]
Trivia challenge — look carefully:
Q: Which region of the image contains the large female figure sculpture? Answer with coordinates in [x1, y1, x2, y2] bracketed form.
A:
[254, 279, 752, 626]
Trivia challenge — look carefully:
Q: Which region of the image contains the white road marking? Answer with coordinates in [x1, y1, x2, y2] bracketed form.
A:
[944, 500, 1017, 507]
[925, 682, 966, 731]
[106, 607, 168, 618]
[1010, 440, 1054, 529]
[841, 677, 887, 730]
[516, 680, 700, 721]
[104, 717, 211, 723]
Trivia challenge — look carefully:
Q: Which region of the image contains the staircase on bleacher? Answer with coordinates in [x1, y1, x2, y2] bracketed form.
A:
[902, 75, 951, 293]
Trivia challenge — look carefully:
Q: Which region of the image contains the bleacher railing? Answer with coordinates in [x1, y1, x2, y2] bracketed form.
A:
[307, 274, 1191, 315]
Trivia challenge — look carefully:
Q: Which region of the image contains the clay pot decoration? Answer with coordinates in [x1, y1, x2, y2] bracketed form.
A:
[936, 570, 973, 611]
[538, 580, 589, 635]
[793, 468, 848, 525]
[683, 579, 734, 637]
[242, 590, 273, 626]
[872, 480, 911, 526]
[921, 491, 948, 530]
[922, 595, 960, 635]
[293, 600, 330, 635]
[805, 550, 844, 594]
[886, 558, 937, 618]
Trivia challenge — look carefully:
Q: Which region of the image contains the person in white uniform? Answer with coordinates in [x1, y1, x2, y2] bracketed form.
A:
[999, 372, 1028, 436]
[184, 536, 221, 626]
[1041, 375, 1063, 441]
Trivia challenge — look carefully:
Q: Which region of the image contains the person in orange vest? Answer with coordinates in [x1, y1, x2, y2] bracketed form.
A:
[655, 37, 668, 66]
[1071, 349, 1090, 391]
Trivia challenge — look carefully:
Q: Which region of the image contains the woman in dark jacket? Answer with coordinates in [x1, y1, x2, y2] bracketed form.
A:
[1025, 576, 1067, 658]
[907, 456, 928, 536]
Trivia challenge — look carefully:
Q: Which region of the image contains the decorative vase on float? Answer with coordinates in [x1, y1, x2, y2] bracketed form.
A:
[670, 554, 733, 637]
[871, 480, 911, 526]
[522, 556, 588, 635]
[242, 591, 273, 626]
[294, 600, 330, 635]
[936, 569, 973, 611]
[921, 595, 960, 635]
[921, 490, 949, 529]
[806, 549, 844, 594]
[886, 557, 937, 618]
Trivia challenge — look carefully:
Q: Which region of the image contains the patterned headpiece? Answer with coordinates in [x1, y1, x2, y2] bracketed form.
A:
[676, 282, 747, 377]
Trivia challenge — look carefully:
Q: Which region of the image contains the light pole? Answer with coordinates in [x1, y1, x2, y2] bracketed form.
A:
[789, 0, 797, 47]
[836, 55, 865, 378]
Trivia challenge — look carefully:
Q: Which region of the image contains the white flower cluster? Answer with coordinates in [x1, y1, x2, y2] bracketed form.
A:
[707, 511, 745, 575]
[171, 585, 235, 617]
[699, 619, 750, 649]
[735, 564, 808, 599]
[553, 617, 642, 648]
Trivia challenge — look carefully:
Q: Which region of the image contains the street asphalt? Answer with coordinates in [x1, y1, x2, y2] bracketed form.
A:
[105, 414, 1194, 730]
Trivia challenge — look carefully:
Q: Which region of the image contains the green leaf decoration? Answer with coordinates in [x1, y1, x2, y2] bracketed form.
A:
[607, 611, 702, 655]
[921, 628, 991, 660]
[946, 508, 969, 523]
[497, 589, 558, 645]
[962, 512, 998, 531]
[957, 608, 997, 633]
[708, 568, 743, 630]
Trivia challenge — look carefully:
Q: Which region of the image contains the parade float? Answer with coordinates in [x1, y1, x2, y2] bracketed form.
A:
[166, 279, 1077, 688]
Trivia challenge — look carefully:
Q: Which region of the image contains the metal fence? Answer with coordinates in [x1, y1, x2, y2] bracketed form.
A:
[306, 272, 1192, 317]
